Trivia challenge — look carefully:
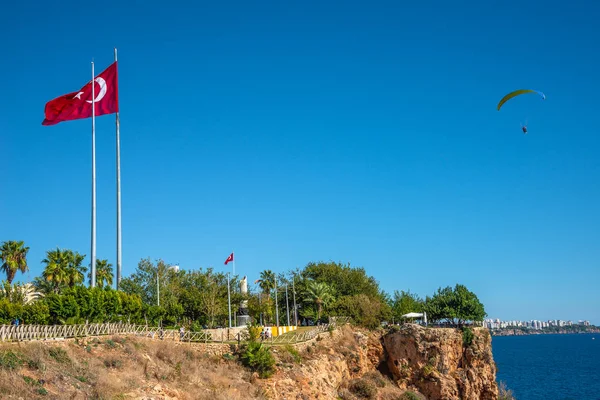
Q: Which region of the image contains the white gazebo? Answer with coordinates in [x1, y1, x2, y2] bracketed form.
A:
[401, 312, 427, 326]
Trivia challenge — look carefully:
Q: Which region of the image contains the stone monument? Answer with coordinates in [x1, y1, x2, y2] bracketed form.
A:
[237, 276, 251, 326]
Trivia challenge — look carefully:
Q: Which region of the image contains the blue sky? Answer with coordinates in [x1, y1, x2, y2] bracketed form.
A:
[1, 0, 599, 324]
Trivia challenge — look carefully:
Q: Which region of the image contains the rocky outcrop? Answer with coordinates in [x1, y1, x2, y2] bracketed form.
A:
[383, 324, 498, 400]
[260, 324, 498, 400]
[261, 329, 371, 399]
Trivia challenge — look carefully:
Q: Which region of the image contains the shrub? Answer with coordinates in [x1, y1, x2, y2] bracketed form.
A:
[103, 358, 122, 369]
[400, 391, 423, 400]
[362, 370, 386, 388]
[498, 381, 516, 400]
[0, 351, 23, 370]
[48, 347, 70, 364]
[246, 323, 263, 342]
[421, 364, 435, 377]
[462, 327, 474, 346]
[27, 358, 44, 371]
[349, 378, 378, 399]
[240, 342, 276, 378]
[283, 344, 302, 364]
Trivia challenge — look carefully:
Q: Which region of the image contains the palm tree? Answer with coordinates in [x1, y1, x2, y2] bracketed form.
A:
[42, 248, 70, 293]
[303, 280, 335, 321]
[42, 248, 86, 293]
[0, 240, 30, 283]
[255, 270, 276, 300]
[88, 259, 113, 288]
[254, 270, 277, 324]
[65, 250, 86, 288]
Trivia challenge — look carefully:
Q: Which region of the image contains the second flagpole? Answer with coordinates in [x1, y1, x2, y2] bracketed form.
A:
[91, 60, 97, 288]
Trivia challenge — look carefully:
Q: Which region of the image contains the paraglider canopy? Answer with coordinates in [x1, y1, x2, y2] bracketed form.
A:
[497, 89, 546, 111]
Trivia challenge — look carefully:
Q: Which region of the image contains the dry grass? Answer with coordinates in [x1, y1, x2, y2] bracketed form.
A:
[0, 336, 266, 399]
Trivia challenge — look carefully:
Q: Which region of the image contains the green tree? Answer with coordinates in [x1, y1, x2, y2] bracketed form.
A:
[391, 290, 424, 322]
[452, 284, 486, 324]
[248, 292, 273, 325]
[424, 286, 456, 323]
[424, 284, 486, 325]
[301, 262, 382, 299]
[119, 258, 178, 306]
[65, 251, 87, 288]
[42, 248, 71, 293]
[255, 270, 276, 300]
[0, 240, 30, 284]
[302, 280, 335, 320]
[88, 259, 114, 288]
[333, 293, 391, 329]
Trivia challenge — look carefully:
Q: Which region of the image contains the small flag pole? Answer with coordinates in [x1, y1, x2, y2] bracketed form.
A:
[114, 48, 122, 290]
[227, 272, 232, 328]
[91, 60, 97, 288]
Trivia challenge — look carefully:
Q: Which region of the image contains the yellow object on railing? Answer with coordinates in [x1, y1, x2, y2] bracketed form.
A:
[267, 325, 297, 337]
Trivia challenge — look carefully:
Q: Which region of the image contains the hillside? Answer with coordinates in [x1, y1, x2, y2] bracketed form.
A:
[0, 324, 498, 400]
[0, 335, 263, 399]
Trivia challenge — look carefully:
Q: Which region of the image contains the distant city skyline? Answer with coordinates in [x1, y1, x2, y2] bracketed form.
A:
[485, 318, 593, 330]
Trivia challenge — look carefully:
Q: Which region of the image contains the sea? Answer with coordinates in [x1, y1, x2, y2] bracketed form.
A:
[492, 333, 600, 400]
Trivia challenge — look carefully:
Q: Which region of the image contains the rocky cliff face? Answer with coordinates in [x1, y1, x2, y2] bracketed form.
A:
[261, 324, 498, 400]
[382, 324, 498, 400]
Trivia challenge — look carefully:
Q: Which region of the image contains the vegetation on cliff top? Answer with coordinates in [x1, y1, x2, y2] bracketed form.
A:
[1, 240, 487, 329]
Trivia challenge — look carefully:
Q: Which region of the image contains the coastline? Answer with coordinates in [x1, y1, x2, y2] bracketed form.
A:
[491, 327, 600, 336]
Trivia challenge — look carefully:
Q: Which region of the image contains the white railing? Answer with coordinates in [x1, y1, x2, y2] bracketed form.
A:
[0, 317, 350, 344]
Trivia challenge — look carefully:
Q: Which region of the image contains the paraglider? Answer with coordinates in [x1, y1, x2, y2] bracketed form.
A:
[497, 89, 545, 133]
[497, 89, 546, 111]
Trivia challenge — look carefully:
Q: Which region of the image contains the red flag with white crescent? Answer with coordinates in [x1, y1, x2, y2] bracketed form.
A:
[224, 253, 234, 265]
[42, 61, 119, 126]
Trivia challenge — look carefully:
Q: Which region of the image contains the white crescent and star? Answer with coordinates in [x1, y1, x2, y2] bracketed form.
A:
[71, 77, 108, 103]
[86, 77, 107, 103]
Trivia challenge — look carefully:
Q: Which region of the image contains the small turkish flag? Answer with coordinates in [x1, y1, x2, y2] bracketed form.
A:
[224, 253, 234, 265]
[42, 61, 119, 126]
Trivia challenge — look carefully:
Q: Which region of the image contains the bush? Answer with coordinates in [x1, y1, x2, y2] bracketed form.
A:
[349, 378, 378, 399]
[498, 381, 516, 400]
[48, 348, 70, 364]
[400, 391, 423, 400]
[240, 342, 276, 378]
[0, 351, 23, 370]
[362, 371, 386, 388]
[103, 358, 122, 369]
[462, 327, 474, 346]
[246, 322, 263, 342]
[283, 344, 302, 364]
[190, 321, 204, 332]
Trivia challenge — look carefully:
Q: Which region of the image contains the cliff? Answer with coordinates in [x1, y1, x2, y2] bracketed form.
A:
[383, 324, 498, 400]
[259, 324, 498, 400]
[0, 324, 498, 400]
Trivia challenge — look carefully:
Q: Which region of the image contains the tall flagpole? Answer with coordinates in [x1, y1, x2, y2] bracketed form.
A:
[91, 61, 97, 288]
[114, 48, 122, 290]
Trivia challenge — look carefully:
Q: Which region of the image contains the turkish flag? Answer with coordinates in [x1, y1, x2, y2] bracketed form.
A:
[42, 62, 119, 126]
[224, 253, 234, 265]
